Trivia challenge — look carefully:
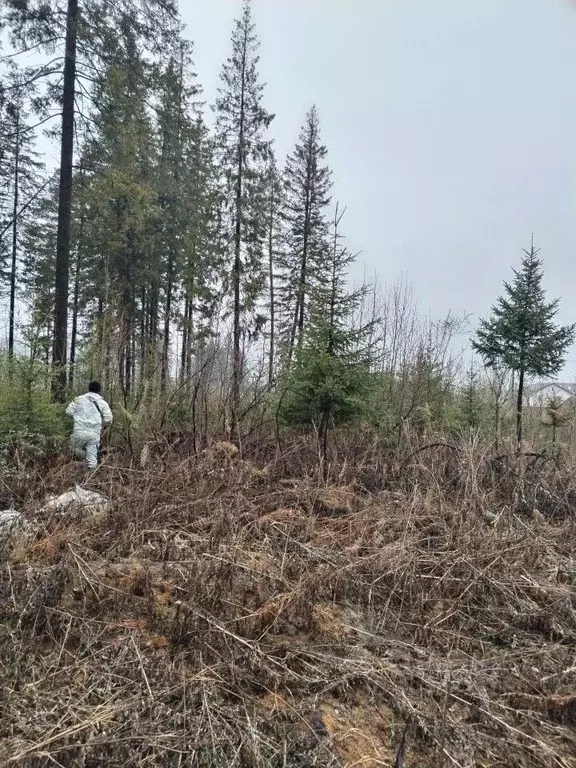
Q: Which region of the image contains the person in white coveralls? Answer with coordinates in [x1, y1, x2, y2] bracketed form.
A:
[65, 381, 113, 469]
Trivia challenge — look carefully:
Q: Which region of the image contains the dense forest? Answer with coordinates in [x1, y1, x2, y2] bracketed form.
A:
[0, 0, 574, 462]
[3, 4, 576, 767]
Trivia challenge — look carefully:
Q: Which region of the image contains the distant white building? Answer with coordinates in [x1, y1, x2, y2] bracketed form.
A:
[524, 382, 576, 409]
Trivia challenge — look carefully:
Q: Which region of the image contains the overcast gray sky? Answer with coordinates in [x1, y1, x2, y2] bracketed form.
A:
[184, 0, 576, 375]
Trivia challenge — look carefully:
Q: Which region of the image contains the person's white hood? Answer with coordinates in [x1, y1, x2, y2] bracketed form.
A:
[66, 392, 113, 434]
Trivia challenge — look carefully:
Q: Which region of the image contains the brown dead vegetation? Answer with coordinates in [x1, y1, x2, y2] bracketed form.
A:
[1, 436, 576, 766]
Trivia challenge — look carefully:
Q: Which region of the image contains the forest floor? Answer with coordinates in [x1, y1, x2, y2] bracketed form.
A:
[1, 439, 576, 767]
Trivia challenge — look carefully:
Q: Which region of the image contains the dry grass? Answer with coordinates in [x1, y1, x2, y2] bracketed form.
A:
[1, 436, 576, 766]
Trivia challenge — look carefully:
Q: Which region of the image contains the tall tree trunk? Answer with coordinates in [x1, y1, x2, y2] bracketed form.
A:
[69, 170, 85, 390]
[297, 140, 315, 349]
[231, 42, 247, 440]
[494, 398, 500, 452]
[131, 307, 137, 391]
[120, 283, 133, 399]
[288, 296, 300, 366]
[180, 295, 189, 383]
[69, 244, 81, 389]
[186, 299, 193, 380]
[180, 291, 194, 384]
[296, 243, 307, 345]
[161, 253, 173, 388]
[288, 147, 313, 366]
[516, 366, 525, 449]
[45, 328, 51, 366]
[327, 204, 341, 355]
[146, 288, 158, 378]
[267, 189, 275, 387]
[140, 287, 147, 378]
[51, 0, 78, 401]
[8, 106, 20, 364]
[125, 314, 132, 398]
[320, 414, 329, 483]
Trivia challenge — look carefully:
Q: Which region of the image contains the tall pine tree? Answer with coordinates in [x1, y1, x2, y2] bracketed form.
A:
[281, 205, 376, 474]
[280, 105, 332, 366]
[178, 118, 224, 385]
[214, 0, 274, 437]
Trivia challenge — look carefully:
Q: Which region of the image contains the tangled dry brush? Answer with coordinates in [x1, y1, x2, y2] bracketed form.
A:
[1, 437, 576, 767]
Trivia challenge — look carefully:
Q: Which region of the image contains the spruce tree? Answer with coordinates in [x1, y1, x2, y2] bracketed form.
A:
[473, 240, 575, 447]
[280, 105, 332, 366]
[280, 205, 376, 474]
[214, 0, 274, 437]
[178, 119, 223, 384]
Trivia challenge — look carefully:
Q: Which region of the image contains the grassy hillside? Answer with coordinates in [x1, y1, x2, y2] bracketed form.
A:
[1, 439, 576, 767]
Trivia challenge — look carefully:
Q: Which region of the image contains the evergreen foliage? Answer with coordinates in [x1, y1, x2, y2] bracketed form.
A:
[280, 207, 376, 469]
[473, 241, 575, 445]
[279, 105, 332, 365]
[214, 0, 274, 435]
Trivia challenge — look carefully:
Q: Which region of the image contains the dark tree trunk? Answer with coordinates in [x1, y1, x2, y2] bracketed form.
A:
[69, 173, 85, 390]
[328, 205, 341, 344]
[69, 243, 81, 389]
[161, 253, 173, 388]
[8, 106, 20, 364]
[288, 143, 313, 366]
[125, 320, 132, 398]
[231, 43, 247, 441]
[147, 288, 159, 378]
[120, 288, 133, 400]
[267, 186, 275, 387]
[320, 414, 329, 483]
[180, 291, 193, 384]
[140, 287, 147, 378]
[131, 308, 137, 391]
[51, 0, 78, 401]
[180, 295, 189, 382]
[96, 295, 104, 383]
[516, 366, 525, 449]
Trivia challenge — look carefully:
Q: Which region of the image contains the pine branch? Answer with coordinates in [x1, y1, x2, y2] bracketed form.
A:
[3, 58, 64, 91]
[0, 37, 62, 58]
[0, 175, 54, 242]
[1, 112, 60, 140]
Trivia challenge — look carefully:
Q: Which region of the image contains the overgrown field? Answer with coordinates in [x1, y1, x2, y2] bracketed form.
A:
[1, 438, 576, 767]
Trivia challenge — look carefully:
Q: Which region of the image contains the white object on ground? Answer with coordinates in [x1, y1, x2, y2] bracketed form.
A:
[40, 485, 110, 517]
[0, 509, 24, 544]
[0, 509, 21, 530]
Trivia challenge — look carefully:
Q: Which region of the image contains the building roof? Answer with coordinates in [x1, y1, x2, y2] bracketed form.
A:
[526, 382, 576, 396]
